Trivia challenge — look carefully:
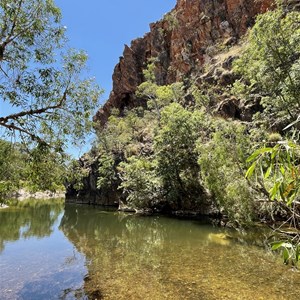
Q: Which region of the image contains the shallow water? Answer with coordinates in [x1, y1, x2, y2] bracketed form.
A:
[0, 200, 300, 299]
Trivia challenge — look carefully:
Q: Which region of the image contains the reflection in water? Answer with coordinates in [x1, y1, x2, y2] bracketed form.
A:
[0, 199, 64, 253]
[61, 204, 300, 300]
[0, 199, 87, 300]
[1, 201, 300, 299]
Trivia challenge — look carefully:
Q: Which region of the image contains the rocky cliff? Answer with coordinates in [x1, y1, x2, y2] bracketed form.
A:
[94, 0, 274, 127]
[68, 0, 276, 207]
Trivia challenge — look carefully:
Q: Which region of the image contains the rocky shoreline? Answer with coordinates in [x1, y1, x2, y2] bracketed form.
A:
[0, 189, 65, 209]
[12, 189, 65, 201]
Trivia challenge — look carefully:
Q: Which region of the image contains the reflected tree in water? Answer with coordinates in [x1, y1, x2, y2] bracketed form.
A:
[0, 199, 64, 253]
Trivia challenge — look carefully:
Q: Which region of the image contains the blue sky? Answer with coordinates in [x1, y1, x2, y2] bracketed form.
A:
[54, 0, 176, 156]
[56, 0, 176, 103]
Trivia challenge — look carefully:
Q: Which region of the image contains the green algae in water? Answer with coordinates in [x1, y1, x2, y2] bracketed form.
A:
[1, 201, 300, 299]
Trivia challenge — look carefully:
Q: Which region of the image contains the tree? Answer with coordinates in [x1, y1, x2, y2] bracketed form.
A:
[154, 103, 204, 208]
[23, 143, 67, 192]
[0, 139, 67, 203]
[233, 6, 300, 129]
[246, 140, 300, 266]
[0, 0, 102, 150]
[97, 151, 116, 190]
[197, 119, 254, 225]
[136, 61, 185, 121]
[233, 4, 300, 263]
[0, 138, 68, 199]
[0, 139, 24, 201]
[118, 156, 161, 208]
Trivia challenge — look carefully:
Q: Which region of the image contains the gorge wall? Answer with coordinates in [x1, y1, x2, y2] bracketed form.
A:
[67, 0, 277, 207]
[94, 0, 274, 127]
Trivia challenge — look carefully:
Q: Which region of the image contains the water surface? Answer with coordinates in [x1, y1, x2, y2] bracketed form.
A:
[1, 200, 300, 299]
[0, 199, 86, 299]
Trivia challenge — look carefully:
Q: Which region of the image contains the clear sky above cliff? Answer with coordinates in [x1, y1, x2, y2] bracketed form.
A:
[54, 0, 176, 156]
[56, 0, 176, 103]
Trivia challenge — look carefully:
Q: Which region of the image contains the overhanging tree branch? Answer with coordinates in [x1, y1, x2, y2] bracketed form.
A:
[0, 0, 101, 149]
[0, 89, 68, 124]
[0, 120, 43, 142]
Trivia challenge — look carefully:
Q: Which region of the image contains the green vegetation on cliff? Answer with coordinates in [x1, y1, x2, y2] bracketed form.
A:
[71, 4, 300, 243]
[90, 61, 259, 223]
[1, 0, 298, 266]
[235, 6, 300, 265]
[234, 7, 300, 130]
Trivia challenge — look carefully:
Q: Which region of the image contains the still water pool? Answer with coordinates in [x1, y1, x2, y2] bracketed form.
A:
[0, 199, 299, 299]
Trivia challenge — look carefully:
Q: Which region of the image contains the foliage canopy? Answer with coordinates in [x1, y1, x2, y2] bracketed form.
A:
[234, 7, 300, 129]
[0, 0, 102, 150]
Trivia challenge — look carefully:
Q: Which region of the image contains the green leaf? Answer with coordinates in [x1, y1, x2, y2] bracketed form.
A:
[245, 161, 257, 178]
[246, 147, 273, 163]
[279, 184, 285, 201]
[287, 192, 296, 206]
[269, 182, 280, 200]
[264, 166, 272, 179]
[283, 248, 290, 264]
[271, 241, 284, 250]
[271, 149, 278, 160]
[296, 246, 300, 262]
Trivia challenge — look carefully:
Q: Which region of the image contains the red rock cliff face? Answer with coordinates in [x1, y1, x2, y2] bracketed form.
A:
[94, 0, 274, 126]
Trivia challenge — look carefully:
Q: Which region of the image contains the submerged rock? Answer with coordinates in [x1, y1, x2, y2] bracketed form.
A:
[208, 233, 231, 246]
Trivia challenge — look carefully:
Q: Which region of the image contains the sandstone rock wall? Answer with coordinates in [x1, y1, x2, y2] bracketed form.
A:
[94, 0, 274, 126]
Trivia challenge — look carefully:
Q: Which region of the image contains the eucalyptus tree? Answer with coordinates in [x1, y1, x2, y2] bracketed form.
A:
[0, 0, 102, 150]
